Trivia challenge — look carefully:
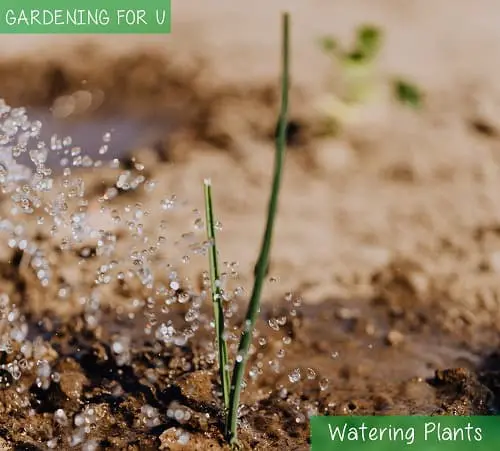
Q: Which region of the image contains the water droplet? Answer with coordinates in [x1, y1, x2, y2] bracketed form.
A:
[306, 368, 317, 379]
[161, 195, 176, 210]
[145, 180, 157, 192]
[170, 281, 180, 291]
[54, 408, 68, 425]
[276, 316, 287, 326]
[0, 162, 8, 183]
[177, 432, 190, 445]
[194, 218, 204, 230]
[288, 368, 301, 383]
[268, 318, 280, 331]
[29, 147, 48, 165]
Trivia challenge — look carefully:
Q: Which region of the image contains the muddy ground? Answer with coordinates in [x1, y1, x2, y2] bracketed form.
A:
[1, 1, 500, 449]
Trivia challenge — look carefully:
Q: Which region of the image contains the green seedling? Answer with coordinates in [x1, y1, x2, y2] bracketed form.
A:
[203, 12, 291, 448]
[320, 25, 383, 106]
[318, 25, 423, 134]
[203, 178, 230, 411]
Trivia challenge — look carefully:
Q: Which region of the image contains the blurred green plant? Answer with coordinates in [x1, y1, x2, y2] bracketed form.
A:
[317, 25, 423, 134]
[393, 79, 422, 109]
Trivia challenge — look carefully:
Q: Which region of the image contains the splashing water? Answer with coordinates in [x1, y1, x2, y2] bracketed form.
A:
[0, 97, 226, 370]
[0, 98, 318, 446]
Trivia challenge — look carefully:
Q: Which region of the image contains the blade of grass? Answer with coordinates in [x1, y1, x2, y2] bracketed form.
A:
[226, 12, 290, 446]
[204, 178, 230, 411]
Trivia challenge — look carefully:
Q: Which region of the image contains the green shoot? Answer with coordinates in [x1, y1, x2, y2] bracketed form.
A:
[226, 11, 291, 446]
[316, 24, 382, 133]
[351, 25, 382, 62]
[317, 24, 423, 134]
[319, 25, 382, 64]
[203, 178, 230, 411]
[393, 79, 423, 109]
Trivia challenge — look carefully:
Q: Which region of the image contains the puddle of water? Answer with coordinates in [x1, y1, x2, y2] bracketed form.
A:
[15, 109, 171, 171]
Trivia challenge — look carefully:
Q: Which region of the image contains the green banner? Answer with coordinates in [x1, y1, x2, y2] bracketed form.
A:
[311, 416, 500, 450]
[0, 0, 171, 34]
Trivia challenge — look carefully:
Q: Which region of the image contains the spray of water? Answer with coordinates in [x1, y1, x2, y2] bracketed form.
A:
[0, 95, 321, 447]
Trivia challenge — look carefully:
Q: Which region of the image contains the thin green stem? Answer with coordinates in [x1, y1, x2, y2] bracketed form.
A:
[204, 178, 231, 411]
[226, 12, 290, 446]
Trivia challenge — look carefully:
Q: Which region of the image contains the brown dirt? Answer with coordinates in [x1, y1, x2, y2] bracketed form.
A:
[1, 1, 500, 449]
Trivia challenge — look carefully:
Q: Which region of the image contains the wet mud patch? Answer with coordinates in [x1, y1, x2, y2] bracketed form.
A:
[0, 278, 499, 449]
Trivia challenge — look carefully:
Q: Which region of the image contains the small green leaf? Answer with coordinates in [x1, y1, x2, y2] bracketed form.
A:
[319, 36, 337, 53]
[355, 25, 382, 60]
[394, 79, 423, 108]
[344, 50, 366, 63]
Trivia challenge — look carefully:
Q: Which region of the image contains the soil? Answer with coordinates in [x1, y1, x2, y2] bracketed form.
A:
[1, 1, 500, 449]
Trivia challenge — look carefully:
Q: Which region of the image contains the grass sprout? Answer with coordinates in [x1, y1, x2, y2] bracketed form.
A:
[203, 178, 231, 411]
[226, 11, 290, 446]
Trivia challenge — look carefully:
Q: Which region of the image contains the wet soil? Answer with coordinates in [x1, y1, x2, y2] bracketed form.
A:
[2, 13, 500, 448]
[0, 260, 499, 450]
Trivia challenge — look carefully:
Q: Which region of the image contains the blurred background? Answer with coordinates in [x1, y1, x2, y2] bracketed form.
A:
[2, 0, 500, 309]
